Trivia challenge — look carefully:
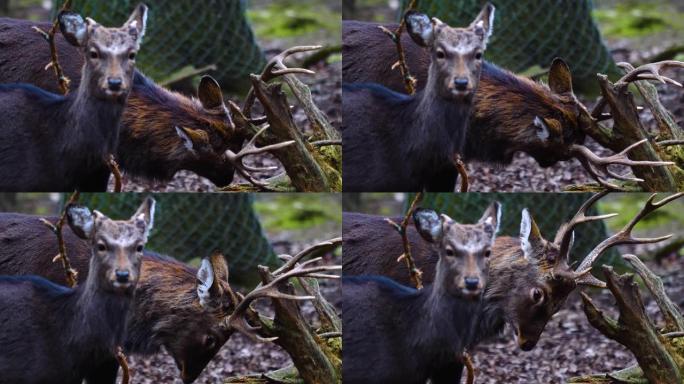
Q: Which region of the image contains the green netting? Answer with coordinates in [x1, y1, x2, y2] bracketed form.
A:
[54, 0, 266, 92]
[63, 193, 276, 281]
[407, 193, 618, 266]
[400, 0, 620, 90]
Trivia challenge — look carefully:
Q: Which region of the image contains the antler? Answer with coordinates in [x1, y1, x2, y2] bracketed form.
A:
[243, 45, 321, 117]
[226, 125, 295, 189]
[570, 140, 675, 191]
[553, 191, 616, 262]
[616, 61, 684, 88]
[223, 238, 341, 343]
[573, 193, 682, 286]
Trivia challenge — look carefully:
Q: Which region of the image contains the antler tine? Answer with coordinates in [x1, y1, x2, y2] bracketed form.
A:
[554, 191, 615, 260]
[223, 238, 342, 342]
[616, 61, 684, 87]
[574, 193, 683, 284]
[570, 140, 675, 191]
[243, 45, 322, 116]
[225, 125, 295, 188]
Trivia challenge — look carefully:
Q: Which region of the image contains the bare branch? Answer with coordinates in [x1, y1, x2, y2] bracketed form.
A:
[106, 154, 123, 192]
[40, 191, 80, 288]
[379, 0, 419, 94]
[453, 154, 469, 193]
[115, 346, 130, 384]
[385, 192, 424, 289]
[32, 0, 73, 95]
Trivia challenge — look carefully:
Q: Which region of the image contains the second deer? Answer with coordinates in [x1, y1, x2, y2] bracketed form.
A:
[342, 4, 494, 192]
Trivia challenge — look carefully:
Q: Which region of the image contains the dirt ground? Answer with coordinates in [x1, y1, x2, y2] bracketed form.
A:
[121, 238, 342, 384]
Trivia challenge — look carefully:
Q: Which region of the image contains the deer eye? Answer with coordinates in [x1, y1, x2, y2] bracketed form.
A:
[484, 249, 491, 258]
[128, 52, 136, 60]
[436, 50, 446, 59]
[97, 242, 107, 252]
[531, 288, 544, 304]
[445, 248, 455, 257]
[89, 50, 99, 60]
[475, 52, 483, 60]
[136, 244, 143, 253]
[204, 334, 216, 349]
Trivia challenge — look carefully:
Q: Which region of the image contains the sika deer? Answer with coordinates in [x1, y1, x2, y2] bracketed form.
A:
[0, 214, 236, 384]
[0, 5, 147, 191]
[342, 4, 494, 192]
[342, 202, 500, 384]
[0, 16, 244, 187]
[0, 197, 154, 384]
[343, 192, 681, 381]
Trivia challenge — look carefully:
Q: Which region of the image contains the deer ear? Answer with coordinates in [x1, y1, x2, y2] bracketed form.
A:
[198, 76, 225, 110]
[59, 11, 88, 47]
[413, 208, 444, 243]
[532, 116, 551, 142]
[405, 11, 435, 47]
[124, 3, 148, 46]
[478, 201, 502, 235]
[175, 126, 209, 153]
[66, 205, 95, 239]
[548, 58, 573, 95]
[196, 258, 215, 308]
[132, 196, 155, 241]
[470, 2, 495, 47]
[520, 209, 543, 260]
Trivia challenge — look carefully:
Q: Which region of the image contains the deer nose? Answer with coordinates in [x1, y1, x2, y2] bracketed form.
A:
[107, 77, 123, 91]
[464, 277, 479, 291]
[115, 269, 130, 283]
[454, 78, 469, 90]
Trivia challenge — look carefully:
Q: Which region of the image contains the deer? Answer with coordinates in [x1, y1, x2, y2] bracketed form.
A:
[342, 202, 501, 384]
[0, 213, 240, 384]
[0, 17, 300, 189]
[343, 192, 682, 381]
[0, 6, 147, 192]
[342, 19, 671, 188]
[342, 3, 494, 192]
[0, 197, 154, 384]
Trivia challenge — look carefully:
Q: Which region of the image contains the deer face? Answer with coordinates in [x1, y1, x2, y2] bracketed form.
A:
[67, 197, 155, 294]
[414, 202, 500, 299]
[59, 4, 147, 101]
[173, 76, 240, 187]
[520, 59, 586, 167]
[506, 209, 577, 350]
[406, 3, 494, 101]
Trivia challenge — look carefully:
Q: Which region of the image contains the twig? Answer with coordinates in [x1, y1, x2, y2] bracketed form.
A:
[115, 346, 130, 384]
[462, 351, 476, 384]
[317, 332, 342, 339]
[107, 154, 123, 192]
[39, 191, 80, 288]
[657, 139, 684, 147]
[664, 331, 684, 338]
[378, 0, 419, 95]
[384, 192, 424, 289]
[32, 0, 73, 95]
[310, 140, 342, 147]
[453, 153, 469, 192]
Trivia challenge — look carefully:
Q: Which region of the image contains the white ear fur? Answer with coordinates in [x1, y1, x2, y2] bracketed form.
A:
[533, 116, 551, 141]
[175, 126, 196, 153]
[520, 209, 533, 260]
[196, 258, 215, 308]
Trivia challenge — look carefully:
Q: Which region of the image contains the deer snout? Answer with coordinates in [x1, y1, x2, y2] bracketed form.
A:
[453, 78, 469, 91]
[107, 77, 123, 91]
[115, 269, 130, 283]
[464, 277, 479, 291]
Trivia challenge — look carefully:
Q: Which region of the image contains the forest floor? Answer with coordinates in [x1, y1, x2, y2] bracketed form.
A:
[120, 237, 342, 384]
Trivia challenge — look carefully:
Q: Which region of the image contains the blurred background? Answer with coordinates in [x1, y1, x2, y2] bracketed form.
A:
[0, 193, 341, 286]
